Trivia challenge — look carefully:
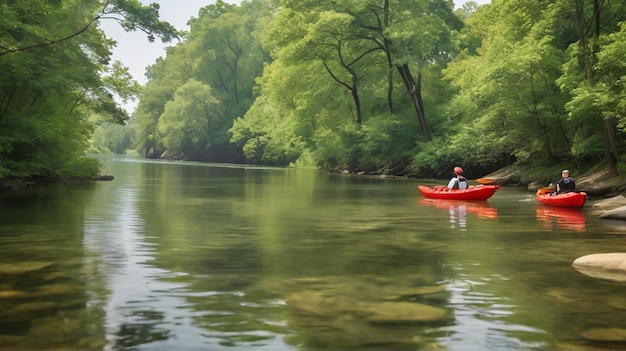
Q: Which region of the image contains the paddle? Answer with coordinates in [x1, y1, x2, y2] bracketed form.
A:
[537, 186, 554, 196]
[476, 178, 496, 184]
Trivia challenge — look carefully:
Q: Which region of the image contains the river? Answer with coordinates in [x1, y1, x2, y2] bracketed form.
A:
[0, 156, 625, 350]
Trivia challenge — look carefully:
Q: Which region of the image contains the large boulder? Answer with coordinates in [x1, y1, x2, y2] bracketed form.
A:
[572, 253, 626, 281]
[589, 195, 626, 221]
[577, 169, 626, 196]
[598, 205, 626, 220]
[592, 195, 626, 210]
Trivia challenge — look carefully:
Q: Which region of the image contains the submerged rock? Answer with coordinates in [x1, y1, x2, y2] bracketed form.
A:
[30, 283, 84, 298]
[379, 284, 448, 300]
[0, 290, 29, 299]
[287, 290, 449, 324]
[287, 290, 449, 349]
[607, 297, 626, 310]
[363, 301, 449, 323]
[553, 341, 623, 350]
[317, 315, 424, 347]
[287, 291, 360, 317]
[0, 261, 54, 275]
[580, 328, 626, 342]
[11, 301, 58, 314]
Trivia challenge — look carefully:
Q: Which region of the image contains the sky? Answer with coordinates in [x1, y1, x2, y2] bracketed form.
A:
[101, 0, 491, 111]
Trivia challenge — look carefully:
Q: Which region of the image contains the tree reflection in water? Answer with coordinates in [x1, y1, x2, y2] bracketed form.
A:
[112, 312, 172, 350]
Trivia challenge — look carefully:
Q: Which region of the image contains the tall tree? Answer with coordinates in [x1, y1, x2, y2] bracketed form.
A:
[230, 0, 463, 171]
[158, 79, 220, 157]
[0, 0, 177, 179]
[133, 0, 270, 162]
[555, 0, 626, 175]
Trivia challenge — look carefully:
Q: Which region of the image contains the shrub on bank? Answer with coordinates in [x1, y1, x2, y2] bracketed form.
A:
[59, 157, 102, 179]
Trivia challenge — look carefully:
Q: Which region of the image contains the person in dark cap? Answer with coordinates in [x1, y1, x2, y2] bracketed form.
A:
[550, 169, 576, 194]
[447, 166, 468, 189]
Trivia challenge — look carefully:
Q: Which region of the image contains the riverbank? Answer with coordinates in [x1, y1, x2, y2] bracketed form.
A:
[3, 158, 625, 198]
[481, 163, 626, 198]
[0, 175, 114, 193]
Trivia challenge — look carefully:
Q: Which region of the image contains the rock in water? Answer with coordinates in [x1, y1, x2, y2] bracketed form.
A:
[99, 175, 115, 181]
[581, 328, 626, 342]
[598, 205, 626, 220]
[0, 261, 54, 275]
[572, 253, 626, 281]
[364, 301, 449, 323]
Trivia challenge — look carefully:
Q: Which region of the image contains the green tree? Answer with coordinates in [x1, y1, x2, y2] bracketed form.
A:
[231, 0, 461, 172]
[133, 0, 269, 162]
[0, 0, 179, 56]
[0, 0, 177, 179]
[555, 0, 626, 175]
[157, 79, 220, 157]
[444, 1, 572, 166]
[595, 22, 626, 131]
[90, 122, 135, 154]
[134, 52, 191, 158]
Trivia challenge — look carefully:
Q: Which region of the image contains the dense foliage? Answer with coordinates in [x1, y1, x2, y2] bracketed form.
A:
[0, 0, 177, 179]
[3, 0, 626, 180]
[131, 0, 626, 177]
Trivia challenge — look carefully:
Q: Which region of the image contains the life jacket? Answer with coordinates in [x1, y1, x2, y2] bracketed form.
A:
[452, 176, 468, 189]
[558, 177, 575, 192]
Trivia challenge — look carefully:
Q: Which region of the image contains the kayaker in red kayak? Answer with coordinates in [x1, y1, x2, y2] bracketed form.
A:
[549, 169, 576, 194]
[447, 166, 468, 189]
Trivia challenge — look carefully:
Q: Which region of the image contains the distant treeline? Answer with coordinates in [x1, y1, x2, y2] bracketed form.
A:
[2, 0, 625, 180]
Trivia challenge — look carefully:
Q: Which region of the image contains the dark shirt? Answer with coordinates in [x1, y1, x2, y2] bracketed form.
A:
[553, 176, 575, 193]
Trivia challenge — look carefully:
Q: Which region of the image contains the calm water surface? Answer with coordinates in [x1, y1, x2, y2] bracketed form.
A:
[1, 157, 625, 350]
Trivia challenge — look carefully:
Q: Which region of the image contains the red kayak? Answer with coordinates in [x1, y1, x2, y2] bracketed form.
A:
[536, 188, 587, 208]
[418, 185, 500, 201]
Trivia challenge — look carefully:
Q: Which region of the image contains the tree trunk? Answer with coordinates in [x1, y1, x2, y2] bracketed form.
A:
[383, 0, 394, 113]
[602, 117, 619, 176]
[574, 0, 618, 176]
[396, 64, 430, 141]
[351, 76, 362, 127]
[529, 70, 553, 157]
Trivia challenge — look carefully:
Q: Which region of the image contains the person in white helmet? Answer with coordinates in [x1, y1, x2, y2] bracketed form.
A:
[447, 166, 468, 189]
[550, 169, 576, 194]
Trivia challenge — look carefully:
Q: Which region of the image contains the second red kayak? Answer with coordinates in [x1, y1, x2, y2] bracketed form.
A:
[418, 185, 500, 201]
[536, 188, 587, 208]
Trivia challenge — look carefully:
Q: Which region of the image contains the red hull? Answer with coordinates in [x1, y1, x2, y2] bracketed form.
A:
[536, 188, 587, 208]
[418, 185, 500, 201]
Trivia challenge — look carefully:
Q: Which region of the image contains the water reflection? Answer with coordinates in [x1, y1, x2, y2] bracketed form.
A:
[82, 179, 209, 350]
[0, 185, 110, 349]
[536, 207, 586, 232]
[4, 159, 626, 350]
[419, 198, 498, 230]
[443, 279, 546, 350]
